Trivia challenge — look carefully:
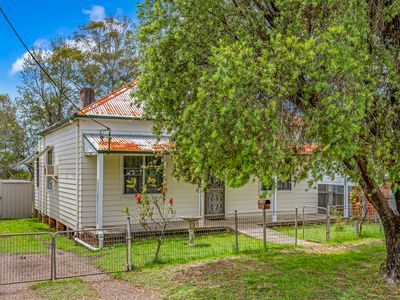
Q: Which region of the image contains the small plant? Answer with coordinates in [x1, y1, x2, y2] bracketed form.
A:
[331, 207, 345, 232]
[123, 175, 175, 263]
[259, 190, 272, 200]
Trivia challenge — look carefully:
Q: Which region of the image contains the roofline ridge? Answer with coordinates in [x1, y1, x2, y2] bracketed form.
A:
[78, 80, 137, 115]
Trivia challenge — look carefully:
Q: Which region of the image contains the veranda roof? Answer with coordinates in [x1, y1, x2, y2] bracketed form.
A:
[83, 134, 171, 153]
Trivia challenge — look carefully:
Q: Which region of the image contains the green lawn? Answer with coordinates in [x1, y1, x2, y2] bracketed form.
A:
[96, 231, 292, 271]
[0, 218, 51, 253]
[121, 242, 398, 300]
[0, 218, 49, 233]
[274, 222, 384, 245]
[31, 278, 98, 300]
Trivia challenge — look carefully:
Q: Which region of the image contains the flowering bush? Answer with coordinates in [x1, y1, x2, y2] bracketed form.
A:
[123, 175, 175, 262]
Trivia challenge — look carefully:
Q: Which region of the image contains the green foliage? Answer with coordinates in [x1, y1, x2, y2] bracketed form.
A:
[17, 16, 139, 154]
[136, 0, 400, 192]
[124, 174, 175, 262]
[331, 208, 345, 232]
[0, 94, 30, 179]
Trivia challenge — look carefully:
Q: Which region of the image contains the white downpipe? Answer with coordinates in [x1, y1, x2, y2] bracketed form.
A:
[272, 174, 278, 222]
[96, 153, 104, 249]
[344, 175, 349, 218]
[199, 181, 204, 217]
[73, 236, 101, 252]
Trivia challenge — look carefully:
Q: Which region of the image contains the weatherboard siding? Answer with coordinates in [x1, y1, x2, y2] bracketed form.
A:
[36, 123, 77, 229]
[225, 179, 318, 214]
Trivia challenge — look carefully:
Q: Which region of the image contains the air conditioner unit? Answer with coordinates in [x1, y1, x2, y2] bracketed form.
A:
[44, 165, 58, 177]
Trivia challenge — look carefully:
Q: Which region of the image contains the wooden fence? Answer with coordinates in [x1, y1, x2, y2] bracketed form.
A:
[0, 180, 33, 219]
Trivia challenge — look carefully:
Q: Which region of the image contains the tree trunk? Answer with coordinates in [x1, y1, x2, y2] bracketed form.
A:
[355, 156, 400, 283]
[154, 239, 162, 262]
[382, 220, 400, 283]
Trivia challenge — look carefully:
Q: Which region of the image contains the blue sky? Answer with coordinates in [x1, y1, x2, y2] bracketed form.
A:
[0, 1, 140, 99]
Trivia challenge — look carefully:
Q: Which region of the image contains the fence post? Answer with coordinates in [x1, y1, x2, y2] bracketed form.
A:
[51, 233, 56, 280]
[295, 207, 298, 246]
[234, 210, 239, 254]
[326, 202, 331, 242]
[302, 206, 305, 239]
[126, 216, 133, 271]
[262, 207, 267, 249]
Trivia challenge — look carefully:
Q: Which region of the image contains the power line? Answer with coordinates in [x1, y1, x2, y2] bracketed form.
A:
[0, 6, 110, 131]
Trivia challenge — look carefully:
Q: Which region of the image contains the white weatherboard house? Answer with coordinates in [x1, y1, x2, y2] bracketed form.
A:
[27, 82, 354, 231]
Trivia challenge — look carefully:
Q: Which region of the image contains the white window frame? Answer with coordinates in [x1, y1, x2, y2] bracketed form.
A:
[120, 154, 164, 197]
[259, 177, 292, 192]
[46, 148, 54, 190]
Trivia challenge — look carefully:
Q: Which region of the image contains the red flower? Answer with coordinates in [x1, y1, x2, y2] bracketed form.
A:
[169, 197, 174, 204]
[148, 176, 153, 180]
[137, 195, 142, 202]
[134, 193, 138, 198]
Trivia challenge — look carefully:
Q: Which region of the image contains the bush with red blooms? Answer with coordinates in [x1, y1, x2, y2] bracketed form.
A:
[123, 175, 175, 262]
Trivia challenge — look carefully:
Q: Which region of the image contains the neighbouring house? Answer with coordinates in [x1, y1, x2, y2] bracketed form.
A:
[24, 81, 355, 231]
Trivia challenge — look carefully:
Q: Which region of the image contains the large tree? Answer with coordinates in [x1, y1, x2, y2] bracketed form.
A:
[0, 94, 29, 179]
[136, 0, 400, 281]
[17, 16, 139, 150]
[71, 16, 139, 96]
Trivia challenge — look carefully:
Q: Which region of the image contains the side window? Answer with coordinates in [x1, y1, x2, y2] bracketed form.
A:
[47, 148, 53, 165]
[46, 148, 54, 190]
[35, 159, 40, 187]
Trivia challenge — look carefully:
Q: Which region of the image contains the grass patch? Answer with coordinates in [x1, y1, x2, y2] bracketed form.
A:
[96, 231, 294, 271]
[31, 278, 98, 300]
[0, 218, 49, 234]
[121, 242, 399, 300]
[0, 218, 52, 253]
[274, 222, 384, 245]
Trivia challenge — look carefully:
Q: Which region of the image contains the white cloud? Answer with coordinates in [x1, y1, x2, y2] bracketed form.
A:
[82, 5, 106, 21]
[11, 52, 30, 75]
[33, 38, 50, 49]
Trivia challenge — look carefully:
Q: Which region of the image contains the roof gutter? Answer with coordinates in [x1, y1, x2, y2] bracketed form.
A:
[39, 114, 152, 136]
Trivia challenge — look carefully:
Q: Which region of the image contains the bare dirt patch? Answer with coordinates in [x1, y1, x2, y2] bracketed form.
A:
[305, 239, 385, 253]
[83, 274, 160, 300]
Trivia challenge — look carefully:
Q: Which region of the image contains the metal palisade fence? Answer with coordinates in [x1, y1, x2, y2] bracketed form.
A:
[1, 207, 384, 285]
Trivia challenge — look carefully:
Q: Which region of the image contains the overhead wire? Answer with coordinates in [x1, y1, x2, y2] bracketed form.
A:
[0, 6, 111, 132]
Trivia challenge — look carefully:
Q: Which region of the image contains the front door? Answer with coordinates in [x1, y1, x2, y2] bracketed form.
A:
[205, 177, 225, 218]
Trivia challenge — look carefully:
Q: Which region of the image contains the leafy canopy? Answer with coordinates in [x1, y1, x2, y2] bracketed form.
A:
[136, 0, 400, 189]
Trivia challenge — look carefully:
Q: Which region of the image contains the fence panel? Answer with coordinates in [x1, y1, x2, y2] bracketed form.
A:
[301, 205, 328, 243]
[0, 180, 33, 219]
[0, 232, 52, 285]
[54, 228, 128, 279]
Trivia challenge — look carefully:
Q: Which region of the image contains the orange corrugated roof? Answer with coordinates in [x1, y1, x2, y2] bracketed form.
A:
[84, 134, 171, 152]
[77, 81, 143, 118]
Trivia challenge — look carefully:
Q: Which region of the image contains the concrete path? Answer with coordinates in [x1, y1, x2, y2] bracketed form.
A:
[237, 224, 318, 247]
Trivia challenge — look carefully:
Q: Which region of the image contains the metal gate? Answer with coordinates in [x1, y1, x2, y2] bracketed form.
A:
[0, 228, 129, 285]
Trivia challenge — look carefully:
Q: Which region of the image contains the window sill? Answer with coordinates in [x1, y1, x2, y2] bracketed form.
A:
[120, 193, 162, 198]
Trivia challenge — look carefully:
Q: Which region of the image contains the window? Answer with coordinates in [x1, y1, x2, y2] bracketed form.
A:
[123, 156, 163, 194]
[260, 177, 292, 191]
[46, 149, 54, 190]
[35, 159, 40, 187]
[47, 148, 53, 165]
[318, 184, 345, 208]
